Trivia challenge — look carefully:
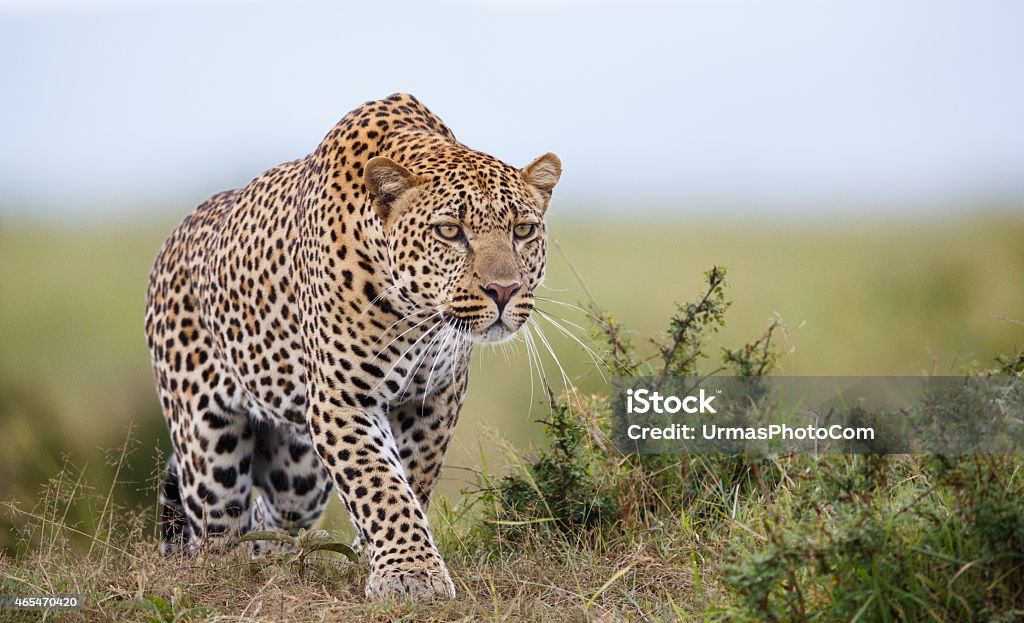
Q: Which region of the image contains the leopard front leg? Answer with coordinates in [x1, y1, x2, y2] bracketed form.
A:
[308, 396, 455, 600]
[346, 377, 464, 558]
[389, 371, 467, 510]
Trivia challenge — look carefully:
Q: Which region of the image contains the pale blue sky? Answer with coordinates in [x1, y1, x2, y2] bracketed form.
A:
[1, 0, 1022, 217]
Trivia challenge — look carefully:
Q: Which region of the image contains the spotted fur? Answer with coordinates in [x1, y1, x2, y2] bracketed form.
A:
[145, 93, 561, 599]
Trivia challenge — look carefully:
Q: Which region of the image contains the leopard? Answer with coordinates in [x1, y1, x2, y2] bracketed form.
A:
[144, 93, 561, 600]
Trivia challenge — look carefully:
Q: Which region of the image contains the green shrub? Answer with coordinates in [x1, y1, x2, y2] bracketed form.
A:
[721, 454, 1024, 621]
[476, 267, 782, 543]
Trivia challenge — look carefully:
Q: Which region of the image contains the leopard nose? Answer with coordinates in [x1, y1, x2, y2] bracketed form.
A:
[481, 281, 521, 312]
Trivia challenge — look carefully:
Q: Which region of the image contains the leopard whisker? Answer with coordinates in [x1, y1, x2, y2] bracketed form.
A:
[451, 319, 468, 389]
[517, 330, 538, 418]
[534, 302, 633, 375]
[498, 340, 513, 366]
[354, 279, 408, 324]
[368, 305, 434, 349]
[370, 317, 445, 395]
[528, 317, 581, 411]
[398, 316, 451, 404]
[527, 323, 562, 416]
[421, 322, 456, 410]
[533, 304, 592, 333]
[534, 308, 608, 382]
[368, 295, 458, 352]
[369, 309, 443, 365]
[535, 296, 602, 323]
[522, 323, 550, 414]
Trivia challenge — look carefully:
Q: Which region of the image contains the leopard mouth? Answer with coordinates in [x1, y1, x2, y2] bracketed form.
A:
[441, 310, 520, 344]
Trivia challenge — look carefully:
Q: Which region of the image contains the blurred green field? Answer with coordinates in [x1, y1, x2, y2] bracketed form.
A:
[2, 210, 1023, 546]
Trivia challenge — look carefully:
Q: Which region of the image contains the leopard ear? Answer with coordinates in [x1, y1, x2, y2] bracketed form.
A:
[365, 156, 422, 223]
[521, 152, 562, 212]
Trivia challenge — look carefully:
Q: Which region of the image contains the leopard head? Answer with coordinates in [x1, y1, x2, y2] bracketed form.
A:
[365, 148, 561, 344]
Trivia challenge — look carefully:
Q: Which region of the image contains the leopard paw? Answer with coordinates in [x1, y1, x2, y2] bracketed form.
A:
[365, 562, 455, 600]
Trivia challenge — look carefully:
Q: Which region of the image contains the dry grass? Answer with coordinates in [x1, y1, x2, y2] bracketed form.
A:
[0, 454, 708, 622]
[0, 530, 703, 622]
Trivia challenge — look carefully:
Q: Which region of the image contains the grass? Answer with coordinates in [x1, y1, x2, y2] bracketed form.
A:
[0, 434, 711, 622]
[4, 452, 1022, 620]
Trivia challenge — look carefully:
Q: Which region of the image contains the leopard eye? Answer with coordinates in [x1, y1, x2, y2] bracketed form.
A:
[434, 224, 462, 241]
[513, 223, 537, 239]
